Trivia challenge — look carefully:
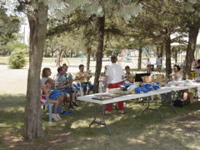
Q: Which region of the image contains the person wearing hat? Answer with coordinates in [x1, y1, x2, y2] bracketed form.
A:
[104, 55, 125, 115]
[124, 66, 134, 84]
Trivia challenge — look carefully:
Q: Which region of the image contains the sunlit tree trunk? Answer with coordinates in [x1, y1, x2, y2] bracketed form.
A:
[173, 47, 178, 63]
[160, 45, 164, 58]
[56, 49, 63, 66]
[138, 47, 142, 70]
[24, 2, 47, 139]
[165, 31, 172, 77]
[185, 26, 199, 78]
[93, 15, 105, 93]
[86, 47, 91, 70]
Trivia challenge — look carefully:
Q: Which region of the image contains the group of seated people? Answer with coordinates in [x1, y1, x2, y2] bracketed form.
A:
[41, 55, 187, 120]
[40, 63, 94, 121]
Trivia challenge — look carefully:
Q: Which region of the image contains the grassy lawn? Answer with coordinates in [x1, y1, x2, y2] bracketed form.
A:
[1, 93, 200, 150]
[0, 57, 200, 149]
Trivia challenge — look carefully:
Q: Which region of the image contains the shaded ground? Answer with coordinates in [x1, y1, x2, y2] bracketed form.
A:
[1, 61, 200, 150]
[1, 95, 200, 150]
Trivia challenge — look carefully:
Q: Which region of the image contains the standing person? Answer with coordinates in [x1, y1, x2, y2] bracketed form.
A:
[194, 59, 200, 80]
[194, 59, 200, 98]
[75, 64, 94, 95]
[146, 58, 151, 65]
[156, 56, 162, 72]
[104, 55, 125, 115]
[191, 58, 197, 70]
[98, 65, 108, 92]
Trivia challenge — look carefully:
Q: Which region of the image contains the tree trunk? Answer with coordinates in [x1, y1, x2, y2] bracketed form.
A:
[165, 32, 172, 77]
[56, 49, 63, 66]
[174, 47, 178, 63]
[93, 15, 105, 93]
[156, 46, 159, 56]
[138, 47, 142, 70]
[24, 2, 47, 139]
[160, 45, 164, 58]
[184, 26, 199, 79]
[86, 47, 91, 70]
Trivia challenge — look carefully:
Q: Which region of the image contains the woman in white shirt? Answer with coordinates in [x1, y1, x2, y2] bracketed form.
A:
[104, 55, 125, 114]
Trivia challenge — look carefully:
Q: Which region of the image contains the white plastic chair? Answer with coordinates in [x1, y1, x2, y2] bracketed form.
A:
[99, 82, 106, 93]
[76, 81, 84, 96]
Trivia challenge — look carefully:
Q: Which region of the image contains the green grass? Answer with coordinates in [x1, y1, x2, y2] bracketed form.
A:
[0, 57, 8, 65]
[1, 94, 200, 150]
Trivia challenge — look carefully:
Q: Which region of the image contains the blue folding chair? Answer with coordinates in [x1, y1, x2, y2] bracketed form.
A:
[41, 95, 54, 122]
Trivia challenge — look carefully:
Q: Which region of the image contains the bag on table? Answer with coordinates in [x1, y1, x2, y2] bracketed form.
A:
[142, 76, 152, 83]
[135, 87, 148, 94]
[152, 75, 162, 86]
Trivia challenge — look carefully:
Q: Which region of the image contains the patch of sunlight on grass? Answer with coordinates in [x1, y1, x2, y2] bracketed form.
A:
[2, 106, 24, 112]
[71, 119, 92, 129]
[106, 115, 125, 124]
[0, 123, 12, 128]
[127, 138, 146, 145]
[187, 144, 200, 150]
[175, 128, 183, 132]
[61, 124, 65, 127]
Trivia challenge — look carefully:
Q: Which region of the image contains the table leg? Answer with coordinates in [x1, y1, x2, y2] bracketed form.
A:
[159, 91, 178, 114]
[142, 95, 163, 118]
[88, 103, 111, 135]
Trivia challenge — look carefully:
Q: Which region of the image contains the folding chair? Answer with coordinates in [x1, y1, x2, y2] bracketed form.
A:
[41, 94, 54, 122]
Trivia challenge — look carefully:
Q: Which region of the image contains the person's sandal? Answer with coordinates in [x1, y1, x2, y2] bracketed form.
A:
[104, 111, 110, 115]
[119, 111, 125, 114]
[61, 111, 72, 115]
[73, 102, 79, 107]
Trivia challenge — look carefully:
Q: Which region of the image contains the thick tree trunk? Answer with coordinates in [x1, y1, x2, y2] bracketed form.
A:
[93, 16, 105, 93]
[185, 26, 199, 78]
[86, 47, 91, 70]
[138, 47, 142, 70]
[165, 33, 172, 77]
[24, 2, 47, 139]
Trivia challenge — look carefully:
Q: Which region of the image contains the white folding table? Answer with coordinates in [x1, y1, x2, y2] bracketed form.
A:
[77, 84, 200, 134]
[77, 87, 172, 134]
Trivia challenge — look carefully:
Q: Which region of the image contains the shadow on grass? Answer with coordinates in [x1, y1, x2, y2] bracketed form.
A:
[57, 101, 200, 149]
[1, 94, 200, 149]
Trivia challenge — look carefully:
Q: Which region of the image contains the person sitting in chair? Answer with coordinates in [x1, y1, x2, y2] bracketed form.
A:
[41, 78, 62, 121]
[75, 64, 94, 95]
[170, 65, 183, 81]
[145, 65, 154, 76]
[40, 67, 52, 85]
[124, 65, 134, 84]
[62, 64, 78, 107]
[55, 66, 76, 109]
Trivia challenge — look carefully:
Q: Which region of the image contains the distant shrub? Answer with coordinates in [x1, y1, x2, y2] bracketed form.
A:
[8, 48, 26, 69]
